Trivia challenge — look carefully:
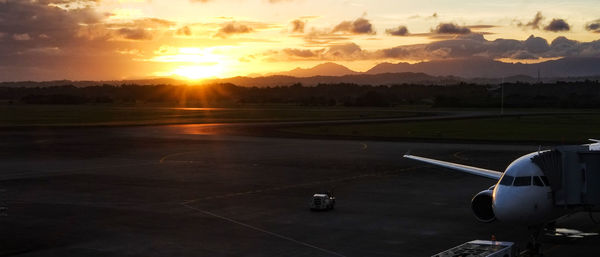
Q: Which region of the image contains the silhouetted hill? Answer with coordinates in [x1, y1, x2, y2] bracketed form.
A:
[0, 78, 186, 88]
[206, 72, 462, 87]
[366, 57, 600, 78]
[3, 58, 600, 87]
[267, 62, 359, 77]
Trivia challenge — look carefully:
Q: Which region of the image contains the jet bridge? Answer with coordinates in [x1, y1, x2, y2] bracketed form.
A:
[531, 143, 600, 209]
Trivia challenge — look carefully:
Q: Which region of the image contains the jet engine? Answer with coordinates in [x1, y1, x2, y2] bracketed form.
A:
[471, 189, 495, 223]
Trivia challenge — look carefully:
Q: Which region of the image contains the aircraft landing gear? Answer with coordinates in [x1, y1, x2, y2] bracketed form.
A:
[523, 226, 544, 257]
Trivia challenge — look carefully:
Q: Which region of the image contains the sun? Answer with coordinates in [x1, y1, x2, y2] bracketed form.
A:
[171, 65, 225, 80]
[151, 47, 232, 80]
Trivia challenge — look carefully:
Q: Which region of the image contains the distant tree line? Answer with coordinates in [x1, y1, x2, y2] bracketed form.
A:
[1, 81, 600, 108]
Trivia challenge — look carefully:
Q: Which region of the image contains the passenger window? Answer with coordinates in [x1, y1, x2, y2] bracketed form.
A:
[532, 176, 544, 187]
[499, 175, 514, 186]
[540, 176, 550, 186]
[513, 176, 531, 186]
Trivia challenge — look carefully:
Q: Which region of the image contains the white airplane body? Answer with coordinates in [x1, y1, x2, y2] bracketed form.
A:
[492, 152, 557, 225]
[404, 145, 599, 226]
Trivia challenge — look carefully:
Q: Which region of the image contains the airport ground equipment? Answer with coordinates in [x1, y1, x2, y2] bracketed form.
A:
[310, 193, 335, 210]
[431, 240, 515, 257]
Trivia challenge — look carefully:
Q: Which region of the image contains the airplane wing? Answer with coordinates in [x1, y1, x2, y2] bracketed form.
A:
[403, 154, 502, 180]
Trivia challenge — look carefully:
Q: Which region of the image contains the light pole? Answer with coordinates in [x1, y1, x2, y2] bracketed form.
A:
[500, 79, 504, 115]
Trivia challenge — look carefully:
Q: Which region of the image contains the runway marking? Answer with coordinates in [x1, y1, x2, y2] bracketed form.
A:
[159, 151, 204, 163]
[182, 166, 423, 205]
[180, 166, 422, 256]
[181, 202, 348, 257]
[452, 151, 469, 161]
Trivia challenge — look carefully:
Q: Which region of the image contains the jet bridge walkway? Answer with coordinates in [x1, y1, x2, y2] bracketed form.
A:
[532, 144, 600, 209]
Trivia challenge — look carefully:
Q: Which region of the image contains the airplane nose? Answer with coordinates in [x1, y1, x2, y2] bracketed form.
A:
[492, 186, 518, 223]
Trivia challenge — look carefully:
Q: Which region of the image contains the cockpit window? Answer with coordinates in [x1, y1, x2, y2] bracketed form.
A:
[499, 175, 514, 186]
[540, 176, 550, 186]
[513, 176, 531, 186]
[532, 176, 544, 187]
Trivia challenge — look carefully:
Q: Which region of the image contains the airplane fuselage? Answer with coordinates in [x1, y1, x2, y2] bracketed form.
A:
[405, 145, 600, 227]
[492, 152, 563, 225]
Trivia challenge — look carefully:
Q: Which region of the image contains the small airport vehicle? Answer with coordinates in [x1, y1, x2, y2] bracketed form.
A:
[431, 240, 515, 257]
[310, 193, 335, 210]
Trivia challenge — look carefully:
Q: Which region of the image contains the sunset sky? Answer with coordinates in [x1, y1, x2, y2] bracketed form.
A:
[1, 0, 599, 81]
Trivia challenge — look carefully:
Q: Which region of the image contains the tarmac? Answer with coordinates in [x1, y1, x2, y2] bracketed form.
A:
[0, 124, 599, 256]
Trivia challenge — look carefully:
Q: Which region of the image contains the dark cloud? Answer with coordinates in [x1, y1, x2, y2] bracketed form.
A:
[326, 43, 363, 57]
[176, 26, 192, 36]
[467, 25, 496, 29]
[291, 19, 305, 33]
[544, 19, 570, 32]
[214, 22, 254, 38]
[273, 43, 366, 61]
[137, 18, 175, 28]
[106, 18, 175, 40]
[509, 50, 537, 60]
[549, 36, 580, 56]
[296, 17, 375, 45]
[332, 17, 375, 34]
[272, 33, 600, 62]
[524, 35, 550, 53]
[0, 1, 157, 81]
[36, 0, 101, 4]
[301, 29, 350, 46]
[386, 26, 409, 36]
[585, 20, 600, 33]
[432, 23, 471, 34]
[108, 18, 175, 29]
[0, 1, 104, 49]
[518, 11, 544, 29]
[117, 28, 153, 40]
[283, 48, 320, 58]
[191, 0, 294, 3]
[12, 33, 32, 41]
[378, 34, 600, 61]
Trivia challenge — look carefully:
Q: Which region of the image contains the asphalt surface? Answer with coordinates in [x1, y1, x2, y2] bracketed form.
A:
[1, 124, 599, 256]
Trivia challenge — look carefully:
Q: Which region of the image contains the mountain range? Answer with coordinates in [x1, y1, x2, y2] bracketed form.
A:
[267, 57, 600, 79]
[206, 57, 600, 87]
[264, 62, 359, 77]
[2, 57, 600, 87]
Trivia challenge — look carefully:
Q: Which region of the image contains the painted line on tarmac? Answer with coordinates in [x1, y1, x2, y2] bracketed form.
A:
[452, 151, 469, 161]
[181, 202, 348, 257]
[181, 166, 423, 205]
[180, 166, 422, 257]
[159, 151, 206, 163]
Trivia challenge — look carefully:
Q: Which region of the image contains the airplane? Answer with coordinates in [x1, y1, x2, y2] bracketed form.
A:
[403, 140, 600, 254]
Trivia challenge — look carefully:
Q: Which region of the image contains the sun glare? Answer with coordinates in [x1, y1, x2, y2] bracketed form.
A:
[171, 65, 225, 80]
[151, 47, 233, 80]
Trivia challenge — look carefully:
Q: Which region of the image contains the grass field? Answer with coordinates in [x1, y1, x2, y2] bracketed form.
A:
[282, 114, 600, 143]
[3, 104, 599, 143]
[0, 104, 421, 127]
